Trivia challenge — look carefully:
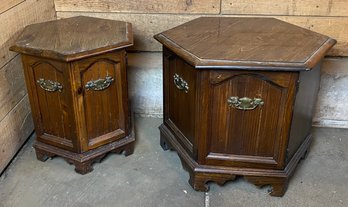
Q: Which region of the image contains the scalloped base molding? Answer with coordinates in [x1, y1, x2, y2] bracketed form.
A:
[159, 124, 311, 197]
[34, 135, 135, 175]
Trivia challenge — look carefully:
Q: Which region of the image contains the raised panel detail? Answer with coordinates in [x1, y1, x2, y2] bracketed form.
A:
[207, 72, 292, 168]
[166, 56, 196, 153]
[31, 61, 73, 149]
[79, 57, 126, 149]
[11, 15, 135, 174]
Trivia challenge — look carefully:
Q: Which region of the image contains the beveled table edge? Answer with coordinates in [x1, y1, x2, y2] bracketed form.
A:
[10, 22, 134, 62]
[154, 33, 336, 71]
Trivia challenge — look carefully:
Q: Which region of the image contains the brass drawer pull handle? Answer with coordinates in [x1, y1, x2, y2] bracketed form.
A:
[85, 75, 114, 91]
[36, 78, 63, 92]
[173, 73, 189, 93]
[227, 96, 264, 110]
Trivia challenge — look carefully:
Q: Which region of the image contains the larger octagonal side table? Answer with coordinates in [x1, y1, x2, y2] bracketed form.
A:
[10, 16, 135, 174]
[154, 17, 336, 196]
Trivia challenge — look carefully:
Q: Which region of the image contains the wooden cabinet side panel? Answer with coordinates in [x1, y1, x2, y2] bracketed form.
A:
[204, 71, 298, 169]
[209, 74, 283, 157]
[21, 55, 76, 151]
[81, 58, 121, 138]
[163, 47, 197, 155]
[74, 51, 129, 150]
[32, 62, 67, 138]
[287, 64, 321, 161]
[168, 57, 196, 144]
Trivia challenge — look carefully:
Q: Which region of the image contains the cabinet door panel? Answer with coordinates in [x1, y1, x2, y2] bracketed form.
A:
[206, 71, 296, 169]
[165, 52, 196, 154]
[78, 52, 127, 150]
[26, 58, 74, 150]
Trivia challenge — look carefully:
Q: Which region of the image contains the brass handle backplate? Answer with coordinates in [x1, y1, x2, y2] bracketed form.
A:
[227, 96, 264, 110]
[36, 78, 63, 92]
[173, 73, 189, 93]
[85, 75, 114, 91]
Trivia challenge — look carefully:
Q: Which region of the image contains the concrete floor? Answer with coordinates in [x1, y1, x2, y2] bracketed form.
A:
[0, 117, 347, 207]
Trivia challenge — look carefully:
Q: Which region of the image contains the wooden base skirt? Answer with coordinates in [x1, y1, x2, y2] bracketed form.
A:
[159, 124, 311, 197]
[34, 135, 135, 175]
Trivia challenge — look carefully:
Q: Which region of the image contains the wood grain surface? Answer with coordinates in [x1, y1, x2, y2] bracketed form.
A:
[0, 95, 34, 173]
[221, 0, 348, 16]
[155, 17, 336, 70]
[208, 71, 296, 169]
[0, 0, 24, 14]
[54, 0, 220, 14]
[287, 64, 321, 160]
[11, 16, 135, 169]
[0, 0, 55, 174]
[0, 56, 27, 121]
[57, 12, 347, 56]
[21, 55, 75, 151]
[167, 52, 197, 155]
[57, 12, 195, 52]
[73, 51, 129, 150]
[157, 15, 332, 195]
[10, 16, 133, 61]
[159, 47, 313, 196]
[0, 0, 56, 68]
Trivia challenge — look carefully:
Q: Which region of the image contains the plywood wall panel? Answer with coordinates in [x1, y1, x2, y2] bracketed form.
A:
[221, 0, 348, 16]
[0, 0, 24, 14]
[275, 16, 348, 57]
[0, 0, 56, 69]
[0, 56, 27, 122]
[54, 0, 220, 14]
[0, 95, 33, 173]
[0, 0, 56, 174]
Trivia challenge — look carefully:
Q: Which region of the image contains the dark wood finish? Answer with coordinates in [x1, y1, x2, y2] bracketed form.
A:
[155, 17, 336, 196]
[10, 16, 134, 174]
[287, 63, 321, 160]
[167, 54, 197, 156]
[205, 70, 298, 170]
[154, 17, 336, 70]
[10, 16, 133, 62]
[34, 131, 135, 174]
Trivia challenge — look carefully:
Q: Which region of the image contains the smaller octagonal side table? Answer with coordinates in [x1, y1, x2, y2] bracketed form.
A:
[10, 16, 135, 174]
[154, 17, 336, 196]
